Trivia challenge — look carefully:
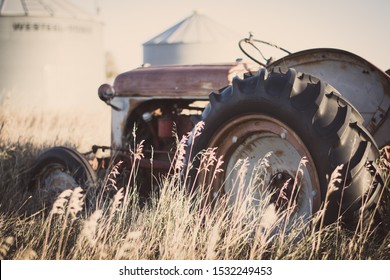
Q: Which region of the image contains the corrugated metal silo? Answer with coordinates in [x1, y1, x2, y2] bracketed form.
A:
[143, 11, 241, 65]
[0, 0, 105, 112]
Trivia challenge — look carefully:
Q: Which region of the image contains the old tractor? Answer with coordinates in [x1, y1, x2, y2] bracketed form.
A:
[29, 36, 389, 226]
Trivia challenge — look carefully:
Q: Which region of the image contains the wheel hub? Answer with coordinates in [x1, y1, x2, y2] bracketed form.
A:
[268, 172, 295, 210]
[205, 114, 321, 218]
[37, 165, 78, 202]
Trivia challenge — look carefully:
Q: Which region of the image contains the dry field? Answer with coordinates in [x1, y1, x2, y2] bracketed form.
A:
[0, 108, 389, 260]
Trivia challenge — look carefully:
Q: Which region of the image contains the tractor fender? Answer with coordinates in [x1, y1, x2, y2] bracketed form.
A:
[269, 48, 390, 147]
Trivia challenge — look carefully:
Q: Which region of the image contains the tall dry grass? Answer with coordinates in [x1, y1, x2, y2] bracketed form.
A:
[0, 108, 389, 260]
[0, 104, 110, 152]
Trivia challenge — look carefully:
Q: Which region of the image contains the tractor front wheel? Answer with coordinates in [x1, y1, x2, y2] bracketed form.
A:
[29, 146, 96, 210]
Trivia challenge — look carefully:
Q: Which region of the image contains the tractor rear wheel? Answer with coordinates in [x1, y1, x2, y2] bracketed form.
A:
[189, 67, 383, 226]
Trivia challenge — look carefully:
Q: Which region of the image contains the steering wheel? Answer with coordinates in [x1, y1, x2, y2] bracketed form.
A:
[239, 33, 291, 67]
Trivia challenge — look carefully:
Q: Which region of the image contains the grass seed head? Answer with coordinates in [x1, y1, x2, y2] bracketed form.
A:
[68, 187, 85, 218]
[0, 236, 15, 260]
[80, 209, 103, 246]
[50, 189, 73, 215]
[16, 248, 38, 260]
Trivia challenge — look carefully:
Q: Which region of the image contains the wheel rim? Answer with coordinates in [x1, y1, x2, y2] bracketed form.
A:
[206, 114, 321, 218]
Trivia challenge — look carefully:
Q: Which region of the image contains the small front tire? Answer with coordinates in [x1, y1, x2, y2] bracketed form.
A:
[29, 146, 96, 210]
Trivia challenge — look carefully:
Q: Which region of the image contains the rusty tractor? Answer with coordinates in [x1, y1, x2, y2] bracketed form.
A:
[29, 36, 389, 226]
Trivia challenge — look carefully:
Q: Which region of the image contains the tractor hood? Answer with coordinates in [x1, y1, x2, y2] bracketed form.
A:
[112, 63, 258, 97]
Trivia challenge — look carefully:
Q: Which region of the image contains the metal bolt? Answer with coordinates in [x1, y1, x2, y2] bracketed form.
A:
[142, 112, 152, 122]
[277, 173, 283, 180]
[312, 190, 317, 197]
[232, 136, 238, 143]
[281, 130, 287, 140]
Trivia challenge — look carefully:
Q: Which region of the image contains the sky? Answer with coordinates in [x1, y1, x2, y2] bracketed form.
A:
[71, 0, 389, 73]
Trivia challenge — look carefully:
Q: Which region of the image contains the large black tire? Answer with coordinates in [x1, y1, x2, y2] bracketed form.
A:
[188, 67, 383, 226]
[29, 146, 96, 209]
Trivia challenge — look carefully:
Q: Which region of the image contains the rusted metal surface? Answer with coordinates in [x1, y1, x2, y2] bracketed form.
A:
[158, 116, 174, 138]
[107, 62, 260, 149]
[204, 114, 321, 218]
[112, 63, 258, 97]
[269, 48, 390, 147]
